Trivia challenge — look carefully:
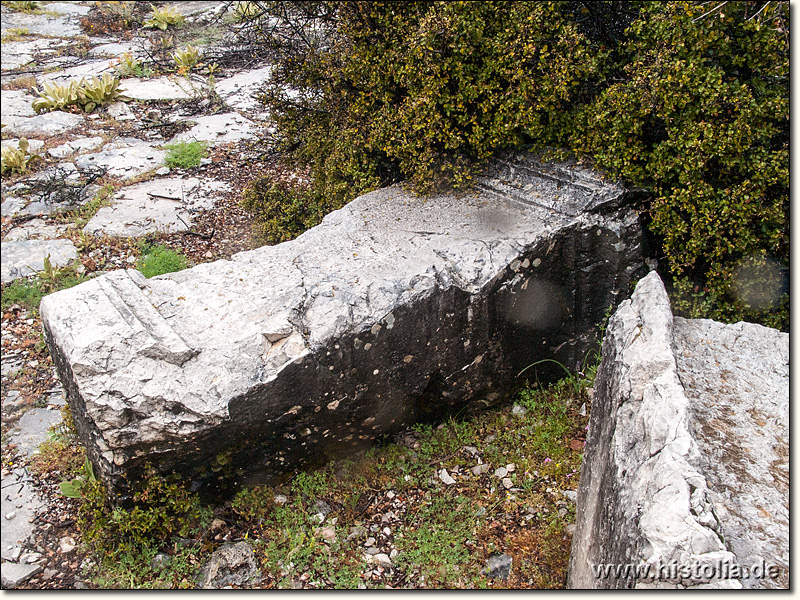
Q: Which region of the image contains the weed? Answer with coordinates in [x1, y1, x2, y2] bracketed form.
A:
[0, 278, 43, 313]
[1, 26, 30, 42]
[31, 75, 128, 114]
[32, 79, 83, 114]
[171, 45, 202, 75]
[232, 1, 260, 23]
[163, 140, 207, 169]
[136, 244, 188, 278]
[113, 52, 151, 78]
[30, 431, 84, 480]
[1, 138, 40, 174]
[2, 1, 41, 13]
[143, 4, 185, 30]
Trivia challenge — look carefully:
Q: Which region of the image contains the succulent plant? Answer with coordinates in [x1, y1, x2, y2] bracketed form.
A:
[79, 72, 129, 112]
[171, 45, 202, 74]
[31, 78, 83, 114]
[1, 137, 40, 174]
[142, 4, 185, 30]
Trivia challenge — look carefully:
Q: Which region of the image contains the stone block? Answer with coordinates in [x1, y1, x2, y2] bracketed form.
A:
[40, 156, 646, 500]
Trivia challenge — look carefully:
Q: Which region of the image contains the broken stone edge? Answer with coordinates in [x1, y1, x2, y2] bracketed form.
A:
[567, 272, 741, 589]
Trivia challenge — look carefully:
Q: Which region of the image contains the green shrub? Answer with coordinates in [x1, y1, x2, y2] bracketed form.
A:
[248, 1, 788, 330]
[241, 178, 336, 244]
[136, 244, 188, 278]
[567, 2, 788, 330]
[78, 465, 210, 560]
[142, 4, 185, 30]
[163, 140, 208, 169]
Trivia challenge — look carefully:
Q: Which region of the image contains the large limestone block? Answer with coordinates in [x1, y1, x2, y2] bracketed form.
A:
[568, 272, 788, 589]
[41, 156, 645, 500]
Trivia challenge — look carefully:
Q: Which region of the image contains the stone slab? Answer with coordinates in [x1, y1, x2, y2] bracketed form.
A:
[568, 272, 788, 589]
[8, 408, 64, 458]
[0, 9, 81, 37]
[2, 111, 85, 138]
[47, 136, 105, 159]
[1, 137, 45, 155]
[1, 561, 44, 589]
[4, 219, 70, 241]
[38, 59, 115, 85]
[122, 76, 194, 101]
[171, 112, 256, 145]
[1, 239, 78, 283]
[41, 156, 646, 500]
[73, 139, 166, 182]
[1, 89, 37, 119]
[84, 176, 230, 237]
[215, 66, 272, 112]
[674, 317, 789, 588]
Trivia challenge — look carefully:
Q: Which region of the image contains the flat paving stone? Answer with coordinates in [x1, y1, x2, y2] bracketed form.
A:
[84, 176, 230, 237]
[215, 66, 272, 112]
[123, 76, 194, 101]
[4, 219, 71, 241]
[0, 89, 37, 119]
[2, 111, 85, 138]
[89, 40, 144, 59]
[73, 138, 166, 182]
[1, 239, 78, 283]
[8, 408, 64, 458]
[171, 112, 257, 145]
[47, 136, 104, 159]
[38, 58, 115, 84]
[1, 561, 44, 589]
[0, 9, 81, 37]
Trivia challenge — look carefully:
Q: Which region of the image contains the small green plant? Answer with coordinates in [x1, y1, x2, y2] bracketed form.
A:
[60, 456, 98, 498]
[232, 1, 260, 22]
[113, 52, 151, 78]
[171, 44, 202, 75]
[1, 138, 39, 174]
[1, 26, 29, 41]
[163, 140, 208, 169]
[0, 278, 43, 313]
[79, 72, 129, 111]
[31, 75, 128, 114]
[2, 1, 41, 13]
[78, 465, 211, 561]
[136, 244, 188, 278]
[142, 4, 185, 30]
[32, 78, 83, 114]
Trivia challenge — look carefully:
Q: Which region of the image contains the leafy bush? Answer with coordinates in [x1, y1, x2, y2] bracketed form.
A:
[136, 244, 188, 278]
[163, 140, 208, 169]
[568, 2, 788, 329]
[249, 1, 788, 330]
[241, 178, 333, 244]
[78, 465, 211, 560]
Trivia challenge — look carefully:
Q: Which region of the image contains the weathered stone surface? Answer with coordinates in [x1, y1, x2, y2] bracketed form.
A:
[568, 272, 788, 589]
[122, 76, 194, 101]
[215, 67, 272, 112]
[674, 317, 789, 589]
[1, 468, 43, 563]
[1, 239, 78, 283]
[1, 561, 44, 589]
[83, 176, 230, 237]
[2, 111, 85, 138]
[197, 542, 262, 589]
[38, 59, 114, 84]
[0, 7, 81, 37]
[41, 157, 645, 500]
[47, 136, 105, 159]
[171, 113, 256, 145]
[73, 138, 166, 181]
[8, 408, 64, 458]
[1, 89, 37, 118]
